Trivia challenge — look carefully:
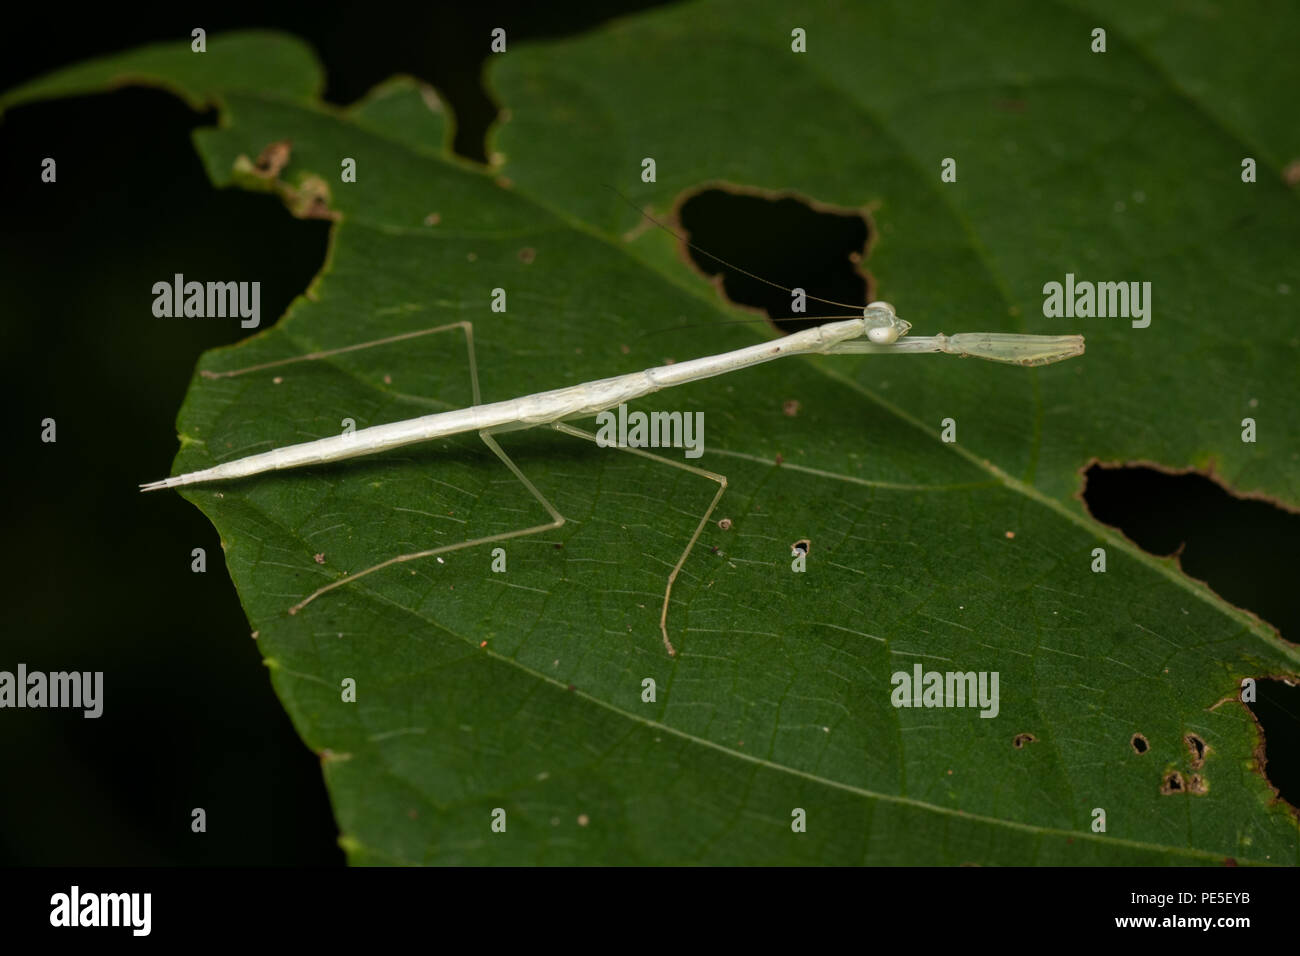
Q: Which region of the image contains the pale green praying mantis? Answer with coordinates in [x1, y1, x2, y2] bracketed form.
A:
[143, 196, 1084, 656]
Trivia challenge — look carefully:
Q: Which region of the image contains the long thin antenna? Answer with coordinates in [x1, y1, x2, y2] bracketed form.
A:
[603, 183, 866, 313]
[637, 314, 869, 337]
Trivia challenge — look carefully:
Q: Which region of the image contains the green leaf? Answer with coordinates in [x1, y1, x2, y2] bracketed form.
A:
[10, 5, 1297, 864]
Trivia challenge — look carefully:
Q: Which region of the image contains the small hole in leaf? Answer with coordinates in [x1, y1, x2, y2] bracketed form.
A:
[1130, 733, 1149, 755]
[791, 538, 811, 556]
[1161, 771, 1185, 795]
[1012, 733, 1037, 749]
[1185, 733, 1207, 769]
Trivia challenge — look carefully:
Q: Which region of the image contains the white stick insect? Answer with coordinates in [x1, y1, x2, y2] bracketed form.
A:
[142, 202, 1084, 657]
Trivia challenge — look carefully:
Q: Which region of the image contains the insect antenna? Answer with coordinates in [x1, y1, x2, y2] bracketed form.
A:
[603, 184, 868, 315]
[636, 314, 865, 338]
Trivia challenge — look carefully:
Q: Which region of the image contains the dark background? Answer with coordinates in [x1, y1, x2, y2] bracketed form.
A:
[1, 3, 1294, 865]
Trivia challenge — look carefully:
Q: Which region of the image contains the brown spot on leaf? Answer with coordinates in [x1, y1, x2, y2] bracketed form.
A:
[791, 538, 811, 556]
[783, 399, 801, 417]
[718, 517, 733, 530]
[1130, 732, 1149, 755]
[253, 139, 292, 178]
[1012, 733, 1037, 749]
[518, 247, 536, 264]
[1187, 773, 1209, 795]
[286, 175, 341, 221]
[1185, 733, 1208, 768]
[1160, 771, 1185, 795]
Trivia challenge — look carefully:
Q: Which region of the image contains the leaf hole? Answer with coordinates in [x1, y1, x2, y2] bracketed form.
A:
[675, 185, 872, 334]
[1130, 733, 1149, 755]
[1243, 678, 1300, 813]
[1082, 463, 1300, 810]
[1184, 733, 1207, 768]
[1012, 732, 1037, 749]
[1160, 771, 1185, 795]
[1079, 462, 1300, 640]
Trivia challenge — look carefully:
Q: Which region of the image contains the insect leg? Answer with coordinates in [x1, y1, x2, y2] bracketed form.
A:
[287, 424, 565, 616]
[198, 321, 479, 381]
[283, 318, 564, 615]
[550, 421, 727, 658]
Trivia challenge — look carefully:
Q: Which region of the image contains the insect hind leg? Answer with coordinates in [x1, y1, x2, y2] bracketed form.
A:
[551, 421, 727, 658]
[273, 320, 566, 617]
[287, 425, 564, 616]
[200, 320, 481, 395]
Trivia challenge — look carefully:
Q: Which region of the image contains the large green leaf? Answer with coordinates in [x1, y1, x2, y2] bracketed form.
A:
[7, 5, 1297, 864]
